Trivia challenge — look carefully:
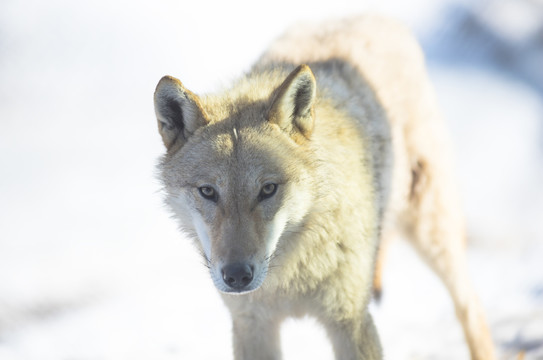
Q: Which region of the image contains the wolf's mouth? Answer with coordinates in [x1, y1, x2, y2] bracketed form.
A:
[209, 261, 268, 295]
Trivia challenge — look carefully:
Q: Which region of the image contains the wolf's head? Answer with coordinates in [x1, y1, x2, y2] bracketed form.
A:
[154, 65, 317, 294]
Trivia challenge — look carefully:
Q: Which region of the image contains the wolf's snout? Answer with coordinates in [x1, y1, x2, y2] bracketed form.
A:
[221, 263, 254, 290]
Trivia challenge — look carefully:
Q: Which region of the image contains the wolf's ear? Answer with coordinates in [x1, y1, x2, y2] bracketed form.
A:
[268, 64, 316, 139]
[154, 76, 208, 150]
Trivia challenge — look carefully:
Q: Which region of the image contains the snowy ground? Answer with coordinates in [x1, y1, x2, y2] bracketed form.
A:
[0, 0, 542, 359]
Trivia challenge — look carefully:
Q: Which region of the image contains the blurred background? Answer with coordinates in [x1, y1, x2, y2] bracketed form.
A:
[0, 0, 542, 359]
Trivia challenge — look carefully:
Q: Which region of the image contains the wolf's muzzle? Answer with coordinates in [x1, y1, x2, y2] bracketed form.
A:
[221, 263, 254, 291]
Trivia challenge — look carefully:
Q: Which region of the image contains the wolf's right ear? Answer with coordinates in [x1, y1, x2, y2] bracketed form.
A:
[154, 76, 208, 150]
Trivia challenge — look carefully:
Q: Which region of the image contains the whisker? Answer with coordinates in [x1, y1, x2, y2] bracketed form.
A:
[199, 252, 212, 270]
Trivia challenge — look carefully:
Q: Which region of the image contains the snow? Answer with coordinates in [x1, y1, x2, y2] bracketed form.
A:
[0, 0, 542, 359]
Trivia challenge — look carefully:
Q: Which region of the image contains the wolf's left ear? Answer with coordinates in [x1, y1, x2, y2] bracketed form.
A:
[154, 76, 208, 150]
[268, 64, 316, 139]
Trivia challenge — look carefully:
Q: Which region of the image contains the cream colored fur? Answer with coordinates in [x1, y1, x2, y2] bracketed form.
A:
[154, 15, 496, 360]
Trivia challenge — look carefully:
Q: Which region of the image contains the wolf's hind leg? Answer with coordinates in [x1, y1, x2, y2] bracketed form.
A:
[405, 158, 496, 360]
[372, 228, 399, 302]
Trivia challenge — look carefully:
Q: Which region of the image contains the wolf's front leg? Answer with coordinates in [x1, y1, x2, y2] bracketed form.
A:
[231, 313, 282, 360]
[324, 312, 382, 360]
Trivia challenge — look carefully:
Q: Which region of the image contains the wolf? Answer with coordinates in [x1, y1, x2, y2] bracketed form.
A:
[154, 15, 495, 360]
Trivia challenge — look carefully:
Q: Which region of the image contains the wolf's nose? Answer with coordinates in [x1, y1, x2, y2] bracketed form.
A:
[222, 263, 254, 290]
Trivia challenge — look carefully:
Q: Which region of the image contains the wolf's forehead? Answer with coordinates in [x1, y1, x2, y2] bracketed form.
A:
[186, 128, 259, 167]
[185, 127, 286, 179]
[206, 127, 253, 161]
[210, 132, 236, 157]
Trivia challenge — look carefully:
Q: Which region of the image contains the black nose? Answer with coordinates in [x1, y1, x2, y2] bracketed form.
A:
[222, 263, 254, 290]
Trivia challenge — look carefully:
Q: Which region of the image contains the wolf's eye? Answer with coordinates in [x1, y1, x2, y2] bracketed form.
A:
[258, 183, 278, 201]
[198, 186, 218, 202]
